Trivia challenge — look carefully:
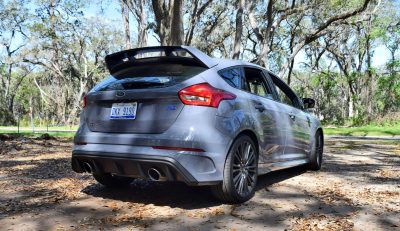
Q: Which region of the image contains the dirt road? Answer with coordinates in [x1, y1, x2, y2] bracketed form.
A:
[0, 137, 399, 230]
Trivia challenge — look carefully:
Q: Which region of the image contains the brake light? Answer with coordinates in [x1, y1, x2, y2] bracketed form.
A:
[83, 95, 87, 108]
[178, 83, 236, 108]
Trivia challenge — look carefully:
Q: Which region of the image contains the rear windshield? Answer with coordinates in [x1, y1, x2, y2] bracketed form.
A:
[93, 64, 206, 91]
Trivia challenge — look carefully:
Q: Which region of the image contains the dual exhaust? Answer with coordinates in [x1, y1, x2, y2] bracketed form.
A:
[147, 167, 167, 181]
[82, 162, 166, 182]
[83, 162, 93, 173]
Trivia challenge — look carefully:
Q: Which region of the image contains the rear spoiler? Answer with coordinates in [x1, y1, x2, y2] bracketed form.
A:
[105, 46, 218, 75]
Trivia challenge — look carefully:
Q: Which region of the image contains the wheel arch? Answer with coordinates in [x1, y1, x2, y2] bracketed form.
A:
[234, 129, 260, 155]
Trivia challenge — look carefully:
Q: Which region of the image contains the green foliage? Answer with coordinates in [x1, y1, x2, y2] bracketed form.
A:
[0, 107, 15, 126]
[0, 130, 75, 138]
[324, 123, 400, 136]
[0, 0, 399, 131]
[376, 74, 400, 112]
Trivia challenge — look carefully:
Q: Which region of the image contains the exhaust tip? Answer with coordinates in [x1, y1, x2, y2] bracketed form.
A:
[148, 168, 162, 181]
[83, 162, 93, 173]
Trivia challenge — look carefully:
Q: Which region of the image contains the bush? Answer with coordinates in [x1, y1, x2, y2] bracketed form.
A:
[0, 107, 16, 126]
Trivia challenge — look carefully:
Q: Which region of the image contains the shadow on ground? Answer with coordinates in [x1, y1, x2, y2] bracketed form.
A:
[1, 138, 399, 230]
[82, 166, 306, 209]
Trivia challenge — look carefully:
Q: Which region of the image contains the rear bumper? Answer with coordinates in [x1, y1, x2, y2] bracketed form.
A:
[73, 105, 235, 185]
[72, 147, 222, 186]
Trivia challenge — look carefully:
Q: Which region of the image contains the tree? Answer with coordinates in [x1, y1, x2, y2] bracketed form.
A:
[0, 0, 399, 127]
[184, 0, 213, 46]
[120, 0, 132, 49]
[151, 0, 184, 45]
[24, 0, 124, 124]
[0, 0, 30, 119]
[129, 0, 148, 47]
[232, 0, 244, 59]
[241, 0, 373, 84]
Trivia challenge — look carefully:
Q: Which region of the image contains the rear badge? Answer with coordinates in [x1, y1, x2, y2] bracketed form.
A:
[167, 105, 177, 110]
[116, 91, 125, 97]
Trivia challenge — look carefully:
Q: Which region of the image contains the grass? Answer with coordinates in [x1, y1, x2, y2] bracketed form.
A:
[324, 124, 400, 137]
[0, 125, 78, 131]
[1, 124, 400, 138]
[0, 126, 76, 138]
[0, 130, 75, 138]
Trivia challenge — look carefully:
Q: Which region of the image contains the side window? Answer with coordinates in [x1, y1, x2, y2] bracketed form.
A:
[276, 87, 293, 106]
[243, 68, 274, 99]
[218, 67, 244, 89]
[269, 73, 301, 108]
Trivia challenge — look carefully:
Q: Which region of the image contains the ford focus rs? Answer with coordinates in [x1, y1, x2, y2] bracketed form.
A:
[72, 46, 323, 203]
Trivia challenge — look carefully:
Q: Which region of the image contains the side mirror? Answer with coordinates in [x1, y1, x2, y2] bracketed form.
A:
[302, 98, 315, 109]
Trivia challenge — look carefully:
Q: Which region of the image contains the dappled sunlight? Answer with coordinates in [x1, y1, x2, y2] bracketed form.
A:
[0, 137, 399, 230]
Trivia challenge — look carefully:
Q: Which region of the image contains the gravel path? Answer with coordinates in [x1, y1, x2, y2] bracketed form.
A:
[0, 137, 399, 230]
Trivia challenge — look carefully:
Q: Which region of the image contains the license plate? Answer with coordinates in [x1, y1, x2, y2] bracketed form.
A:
[110, 102, 137, 119]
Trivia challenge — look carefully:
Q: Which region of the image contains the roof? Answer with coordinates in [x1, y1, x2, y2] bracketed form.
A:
[210, 58, 260, 70]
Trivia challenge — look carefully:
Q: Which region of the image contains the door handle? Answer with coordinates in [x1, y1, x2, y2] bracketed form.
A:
[255, 103, 266, 112]
[289, 113, 296, 121]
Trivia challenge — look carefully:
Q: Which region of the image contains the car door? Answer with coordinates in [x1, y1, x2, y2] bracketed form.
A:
[241, 67, 287, 170]
[267, 72, 311, 162]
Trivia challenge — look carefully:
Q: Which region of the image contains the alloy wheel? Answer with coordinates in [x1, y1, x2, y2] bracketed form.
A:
[232, 141, 257, 196]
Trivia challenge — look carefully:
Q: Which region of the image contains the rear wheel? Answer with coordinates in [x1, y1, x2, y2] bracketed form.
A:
[308, 131, 323, 170]
[93, 173, 133, 187]
[212, 135, 258, 203]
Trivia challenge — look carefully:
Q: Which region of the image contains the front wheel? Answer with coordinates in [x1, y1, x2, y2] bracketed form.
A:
[308, 131, 323, 170]
[212, 135, 258, 203]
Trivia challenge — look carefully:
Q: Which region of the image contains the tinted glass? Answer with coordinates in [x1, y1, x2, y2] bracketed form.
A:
[133, 49, 193, 59]
[275, 87, 293, 106]
[269, 74, 298, 108]
[93, 64, 206, 91]
[244, 68, 274, 99]
[219, 67, 243, 89]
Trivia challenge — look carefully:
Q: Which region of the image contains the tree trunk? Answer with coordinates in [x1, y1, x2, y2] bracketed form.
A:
[287, 29, 296, 85]
[348, 90, 354, 118]
[287, 58, 295, 85]
[136, 0, 147, 47]
[247, 0, 274, 66]
[232, 0, 245, 59]
[120, 0, 131, 49]
[365, 35, 373, 119]
[29, 96, 34, 132]
[151, 0, 169, 45]
[169, 0, 184, 45]
[151, 0, 184, 45]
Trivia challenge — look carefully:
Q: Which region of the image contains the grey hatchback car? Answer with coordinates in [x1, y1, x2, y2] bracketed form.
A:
[72, 46, 323, 203]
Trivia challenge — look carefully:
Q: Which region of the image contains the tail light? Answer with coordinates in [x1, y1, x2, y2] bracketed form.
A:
[178, 83, 236, 108]
[83, 95, 87, 108]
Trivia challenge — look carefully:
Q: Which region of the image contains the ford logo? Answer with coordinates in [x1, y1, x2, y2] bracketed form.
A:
[116, 91, 125, 97]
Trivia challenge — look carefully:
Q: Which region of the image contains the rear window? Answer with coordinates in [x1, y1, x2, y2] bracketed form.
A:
[132, 49, 193, 59]
[93, 64, 206, 91]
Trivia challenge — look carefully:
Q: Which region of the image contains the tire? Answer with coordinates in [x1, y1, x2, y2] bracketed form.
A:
[308, 130, 323, 171]
[211, 135, 258, 203]
[93, 173, 133, 187]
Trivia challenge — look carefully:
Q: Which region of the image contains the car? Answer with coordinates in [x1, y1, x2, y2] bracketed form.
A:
[71, 46, 324, 203]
